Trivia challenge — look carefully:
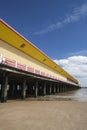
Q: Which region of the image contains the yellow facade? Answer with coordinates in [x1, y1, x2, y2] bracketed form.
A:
[0, 40, 66, 81]
[0, 19, 79, 84]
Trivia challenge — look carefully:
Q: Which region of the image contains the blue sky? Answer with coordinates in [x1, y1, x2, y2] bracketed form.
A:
[0, 0, 87, 86]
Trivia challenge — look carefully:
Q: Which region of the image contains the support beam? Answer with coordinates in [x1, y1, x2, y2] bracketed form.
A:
[21, 79, 26, 99]
[1, 74, 8, 102]
[53, 84, 56, 94]
[57, 86, 59, 93]
[49, 82, 52, 95]
[43, 81, 46, 96]
[55, 85, 58, 93]
[35, 80, 38, 97]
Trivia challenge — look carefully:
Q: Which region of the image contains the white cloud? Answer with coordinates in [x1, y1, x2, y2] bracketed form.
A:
[69, 50, 87, 56]
[54, 56, 87, 87]
[34, 3, 87, 35]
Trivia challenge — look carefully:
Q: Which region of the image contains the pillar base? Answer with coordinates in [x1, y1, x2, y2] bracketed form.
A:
[43, 93, 46, 96]
[34, 95, 37, 98]
[21, 96, 26, 100]
[1, 97, 7, 103]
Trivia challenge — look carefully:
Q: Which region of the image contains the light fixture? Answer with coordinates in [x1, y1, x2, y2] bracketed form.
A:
[43, 59, 46, 62]
[20, 43, 26, 48]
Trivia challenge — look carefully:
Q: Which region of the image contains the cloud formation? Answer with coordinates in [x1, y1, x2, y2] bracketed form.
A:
[34, 3, 87, 35]
[69, 50, 87, 56]
[54, 55, 87, 87]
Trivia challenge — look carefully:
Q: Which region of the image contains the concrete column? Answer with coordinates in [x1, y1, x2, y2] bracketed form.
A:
[1, 74, 8, 102]
[49, 82, 52, 94]
[63, 85, 65, 92]
[58, 86, 60, 93]
[56, 85, 59, 93]
[56, 85, 58, 93]
[55, 85, 57, 93]
[43, 81, 46, 96]
[60, 86, 62, 93]
[66, 85, 68, 91]
[14, 84, 18, 98]
[53, 84, 56, 94]
[56, 86, 58, 93]
[64, 85, 66, 92]
[65, 85, 67, 91]
[62, 86, 64, 92]
[35, 80, 38, 97]
[58, 85, 59, 93]
[21, 79, 26, 99]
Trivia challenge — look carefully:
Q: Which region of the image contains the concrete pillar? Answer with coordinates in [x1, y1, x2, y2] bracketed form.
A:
[60, 87, 62, 93]
[58, 86, 60, 93]
[53, 84, 56, 94]
[65, 85, 67, 91]
[21, 79, 26, 99]
[43, 81, 46, 96]
[56, 84, 59, 93]
[14, 84, 18, 98]
[59, 86, 61, 93]
[56, 86, 58, 93]
[64, 85, 66, 92]
[35, 80, 38, 97]
[1, 74, 8, 102]
[56, 85, 59, 93]
[63, 85, 65, 92]
[49, 82, 52, 94]
[60, 86, 62, 93]
[66, 85, 68, 91]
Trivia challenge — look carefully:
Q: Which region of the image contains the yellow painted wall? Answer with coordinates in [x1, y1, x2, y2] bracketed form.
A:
[0, 40, 66, 81]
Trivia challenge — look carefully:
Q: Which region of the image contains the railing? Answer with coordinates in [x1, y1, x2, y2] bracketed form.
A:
[0, 54, 77, 85]
[0, 54, 57, 79]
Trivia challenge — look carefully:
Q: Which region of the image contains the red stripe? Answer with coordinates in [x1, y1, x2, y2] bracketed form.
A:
[41, 72, 45, 76]
[27, 67, 34, 73]
[35, 69, 40, 75]
[5, 58, 15, 67]
[17, 63, 26, 70]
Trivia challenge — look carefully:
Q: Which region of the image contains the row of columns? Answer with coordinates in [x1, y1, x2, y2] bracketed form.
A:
[0, 73, 79, 103]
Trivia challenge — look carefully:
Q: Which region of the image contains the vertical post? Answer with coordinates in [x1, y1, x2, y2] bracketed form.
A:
[43, 81, 46, 96]
[35, 80, 38, 97]
[21, 79, 26, 99]
[53, 84, 56, 94]
[1, 74, 8, 102]
[56, 85, 58, 93]
[49, 82, 52, 95]
[64, 85, 66, 92]
[57, 84, 59, 93]
[60, 86, 62, 93]
[62, 85, 64, 92]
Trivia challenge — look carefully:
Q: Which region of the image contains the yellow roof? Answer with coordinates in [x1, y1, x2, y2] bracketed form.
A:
[0, 19, 79, 84]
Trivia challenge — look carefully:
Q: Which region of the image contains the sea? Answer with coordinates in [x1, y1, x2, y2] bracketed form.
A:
[49, 88, 87, 102]
[34, 88, 87, 102]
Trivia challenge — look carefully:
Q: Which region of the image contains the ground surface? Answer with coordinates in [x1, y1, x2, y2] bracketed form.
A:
[0, 100, 87, 130]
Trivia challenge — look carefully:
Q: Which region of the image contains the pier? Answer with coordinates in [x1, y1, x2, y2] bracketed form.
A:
[0, 19, 80, 102]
